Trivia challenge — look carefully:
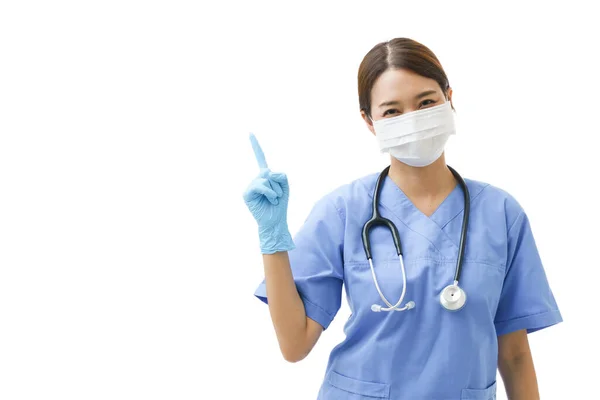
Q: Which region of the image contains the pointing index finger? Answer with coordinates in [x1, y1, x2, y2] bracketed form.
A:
[249, 133, 268, 169]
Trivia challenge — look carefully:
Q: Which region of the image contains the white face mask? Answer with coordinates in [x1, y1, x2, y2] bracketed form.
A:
[372, 101, 456, 167]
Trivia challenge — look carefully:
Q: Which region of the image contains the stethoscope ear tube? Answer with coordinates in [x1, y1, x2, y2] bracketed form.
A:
[368, 256, 413, 312]
[362, 218, 402, 260]
[362, 165, 402, 259]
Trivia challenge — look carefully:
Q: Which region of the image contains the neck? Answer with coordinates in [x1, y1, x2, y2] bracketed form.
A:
[387, 154, 456, 199]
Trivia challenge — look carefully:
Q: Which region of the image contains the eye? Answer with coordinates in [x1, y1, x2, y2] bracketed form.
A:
[420, 99, 437, 108]
[383, 109, 400, 117]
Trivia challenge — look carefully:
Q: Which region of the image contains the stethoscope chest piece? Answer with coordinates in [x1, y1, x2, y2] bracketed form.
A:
[440, 284, 467, 311]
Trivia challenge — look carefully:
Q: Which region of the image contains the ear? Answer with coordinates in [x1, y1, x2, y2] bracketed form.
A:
[446, 87, 454, 108]
[361, 109, 376, 136]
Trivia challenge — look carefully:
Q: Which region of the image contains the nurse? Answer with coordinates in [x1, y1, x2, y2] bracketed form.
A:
[243, 37, 562, 400]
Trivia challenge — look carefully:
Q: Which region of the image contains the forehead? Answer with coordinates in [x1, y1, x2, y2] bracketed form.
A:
[370, 68, 442, 105]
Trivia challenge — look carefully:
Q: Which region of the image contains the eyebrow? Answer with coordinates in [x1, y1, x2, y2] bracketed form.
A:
[378, 89, 439, 108]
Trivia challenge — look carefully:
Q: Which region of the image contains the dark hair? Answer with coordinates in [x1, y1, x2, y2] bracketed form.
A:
[358, 38, 451, 119]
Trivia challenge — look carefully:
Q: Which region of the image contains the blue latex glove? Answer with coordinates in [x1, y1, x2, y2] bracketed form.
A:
[243, 133, 295, 254]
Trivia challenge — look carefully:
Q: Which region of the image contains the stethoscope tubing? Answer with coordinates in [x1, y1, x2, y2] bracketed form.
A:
[363, 165, 470, 312]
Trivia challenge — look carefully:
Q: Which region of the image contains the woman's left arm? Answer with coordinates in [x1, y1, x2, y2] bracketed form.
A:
[498, 329, 539, 400]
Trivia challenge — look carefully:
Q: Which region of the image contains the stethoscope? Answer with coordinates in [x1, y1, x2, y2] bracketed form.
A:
[362, 165, 470, 312]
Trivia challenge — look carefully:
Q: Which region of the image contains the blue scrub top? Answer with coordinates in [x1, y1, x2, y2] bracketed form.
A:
[254, 173, 562, 400]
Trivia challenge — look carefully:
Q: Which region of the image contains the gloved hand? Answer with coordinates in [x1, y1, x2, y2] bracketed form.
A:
[243, 133, 295, 254]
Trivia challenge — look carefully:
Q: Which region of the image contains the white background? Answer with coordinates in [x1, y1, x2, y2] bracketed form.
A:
[0, 1, 598, 399]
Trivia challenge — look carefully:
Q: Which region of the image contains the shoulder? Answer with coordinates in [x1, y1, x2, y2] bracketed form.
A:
[465, 177, 525, 229]
[312, 172, 380, 220]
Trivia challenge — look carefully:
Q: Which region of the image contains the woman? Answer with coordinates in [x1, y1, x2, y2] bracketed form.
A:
[243, 38, 561, 400]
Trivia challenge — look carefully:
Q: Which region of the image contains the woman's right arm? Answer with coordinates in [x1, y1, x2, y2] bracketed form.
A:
[262, 252, 323, 362]
[244, 134, 334, 362]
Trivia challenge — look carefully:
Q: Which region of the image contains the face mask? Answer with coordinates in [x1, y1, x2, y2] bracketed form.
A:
[372, 101, 456, 167]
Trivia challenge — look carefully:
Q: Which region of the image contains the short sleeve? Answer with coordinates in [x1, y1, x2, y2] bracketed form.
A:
[494, 211, 562, 336]
[254, 196, 344, 330]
